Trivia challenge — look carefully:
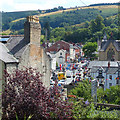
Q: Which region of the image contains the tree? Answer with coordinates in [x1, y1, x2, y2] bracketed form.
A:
[89, 20, 97, 33]
[95, 15, 105, 31]
[82, 42, 98, 59]
[89, 15, 105, 34]
[97, 85, 120, 105]
[50, 27, 66, 41]
[70, 80, 92, 101]
[2, 68, 72, 120]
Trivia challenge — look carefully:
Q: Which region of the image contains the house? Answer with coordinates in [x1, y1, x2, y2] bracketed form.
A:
[46, 40, 82, 64]
[88, 61, 120, 90]
[0, 42, 19, 116]
[46, 52, 56, 70]
[2, 16, 51, 87]
[98, 34, 120, 61]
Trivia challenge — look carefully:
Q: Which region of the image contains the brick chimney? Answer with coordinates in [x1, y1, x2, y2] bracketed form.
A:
[24, 16, 41, 44]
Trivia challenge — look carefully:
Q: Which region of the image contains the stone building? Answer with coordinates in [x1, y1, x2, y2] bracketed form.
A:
[4, 16, 51, 87]
[98, 35, 120, 61]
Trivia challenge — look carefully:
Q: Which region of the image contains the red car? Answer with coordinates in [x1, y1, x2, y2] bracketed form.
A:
[81, 60, 84, 63]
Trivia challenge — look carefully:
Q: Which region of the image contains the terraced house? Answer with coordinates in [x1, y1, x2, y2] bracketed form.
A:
[0, 16, 51, 87]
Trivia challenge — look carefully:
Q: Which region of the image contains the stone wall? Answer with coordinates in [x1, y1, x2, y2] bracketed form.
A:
[6, 63, 18, 74]
[18, 16, 51, 87]
[0, 60, 5, 117]
[99, 42, 120, 61]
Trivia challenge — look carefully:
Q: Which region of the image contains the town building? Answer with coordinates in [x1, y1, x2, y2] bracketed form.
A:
[88, 33, 120, 90]
[98, 35, 120, 61]
[88, 61, 120, 90]
[0, 16, 51, 87]
[46, 40, 82, 65]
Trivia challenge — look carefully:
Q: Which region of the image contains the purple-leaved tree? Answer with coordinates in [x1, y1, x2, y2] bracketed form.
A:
[2, 67, 72, 120]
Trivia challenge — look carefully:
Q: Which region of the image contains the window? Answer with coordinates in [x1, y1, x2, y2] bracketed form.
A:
[60, 52, 62, 55]
[116, 79, 120, 85]
[109, 75, 112, 80]
[107, 48, 115, 61]
[66, 76, 71, 78]
[109, 83, 112, 87]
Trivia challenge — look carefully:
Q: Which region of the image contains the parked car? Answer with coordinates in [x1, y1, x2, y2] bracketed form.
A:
[50, 80, 55, 85]
[81, 60, 84, 63]
[58, 79, 65, 85]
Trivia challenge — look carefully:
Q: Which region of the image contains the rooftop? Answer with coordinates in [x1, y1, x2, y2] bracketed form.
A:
[0, 43, 18, 63]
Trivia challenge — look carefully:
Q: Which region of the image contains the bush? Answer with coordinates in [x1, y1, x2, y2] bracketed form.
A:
[2, 67, 72, 120]
[70, 80, 92, 101]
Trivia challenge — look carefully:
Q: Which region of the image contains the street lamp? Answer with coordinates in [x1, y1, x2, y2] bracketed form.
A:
[96, 67, 104, 89]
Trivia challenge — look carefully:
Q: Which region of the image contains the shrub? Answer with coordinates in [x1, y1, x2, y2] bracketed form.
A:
[2, 67, 72, 120]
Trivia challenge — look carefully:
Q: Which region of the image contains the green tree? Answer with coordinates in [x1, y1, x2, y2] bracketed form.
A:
[50, 27, 65, 41]
[70, 80, 92, 101]
[95, 15, 105, 31]
[82, 42, 98, 59]
[97, 85, 120, 105]
[90, 31, 103, 42]
[89, 20, 97, 33]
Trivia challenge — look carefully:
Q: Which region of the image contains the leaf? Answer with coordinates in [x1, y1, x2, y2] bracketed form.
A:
[27, 115, 33, 120]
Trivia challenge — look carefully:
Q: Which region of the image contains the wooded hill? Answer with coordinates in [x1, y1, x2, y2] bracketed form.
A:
[1, 3, 119, 43]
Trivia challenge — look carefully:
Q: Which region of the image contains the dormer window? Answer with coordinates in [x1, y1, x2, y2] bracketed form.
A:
[60, 52, 62, 55]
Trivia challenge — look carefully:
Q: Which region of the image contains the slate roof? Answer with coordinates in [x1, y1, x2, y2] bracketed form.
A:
[90, 66, 118, 74]
[46, 40, 70, 53]
[88, 61, 118, 69]
[100, 39, 120, 52]
[104, 67, 118, 74]
[0, 43, 18, 63]
[6, 36, 28, 59]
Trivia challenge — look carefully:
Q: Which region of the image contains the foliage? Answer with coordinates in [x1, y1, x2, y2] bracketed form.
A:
[72, 100, 94, 119]
[2, 5, 118, 37]
[82, 42, 98, 59]
[72, 99, 118, 119]
[16, 113, 33, 120]
[89, 15, 105, 33]
[50, 27, 66, 41]
[70, 80, 92, 101]
[2, 68, 72, 120]
[97, 85, 120, 105]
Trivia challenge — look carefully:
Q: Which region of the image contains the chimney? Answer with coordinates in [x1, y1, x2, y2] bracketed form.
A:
[108, 61, 110, 68]
[24, 16, 41, 44]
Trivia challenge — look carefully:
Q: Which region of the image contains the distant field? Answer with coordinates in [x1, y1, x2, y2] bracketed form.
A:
[11, 5, 118, 23]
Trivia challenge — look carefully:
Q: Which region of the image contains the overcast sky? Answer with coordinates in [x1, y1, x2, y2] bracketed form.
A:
[1, 0, 119, 12]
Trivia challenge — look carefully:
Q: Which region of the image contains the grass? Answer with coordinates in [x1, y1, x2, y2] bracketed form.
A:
[10, 5, 118, 23]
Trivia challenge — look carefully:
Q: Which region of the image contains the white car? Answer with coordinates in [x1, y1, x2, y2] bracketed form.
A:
[50, 80, 55, 85]
[58, 80, 65, 85]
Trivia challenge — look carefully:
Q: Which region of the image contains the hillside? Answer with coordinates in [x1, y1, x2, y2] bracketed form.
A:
[1, 4, 118, 35]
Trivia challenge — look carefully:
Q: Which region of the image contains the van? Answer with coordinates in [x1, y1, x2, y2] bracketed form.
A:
[66, 70, 73, 85]
[57, 72, 66, 80]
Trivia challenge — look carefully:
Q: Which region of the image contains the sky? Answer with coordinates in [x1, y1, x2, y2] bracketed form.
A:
[1, 0, 119, 12]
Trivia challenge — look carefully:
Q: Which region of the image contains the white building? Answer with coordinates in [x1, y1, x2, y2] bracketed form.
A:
[88, 61, 119, 90]
[46, 52, 56, 70]
[55, 49, 66, 66]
